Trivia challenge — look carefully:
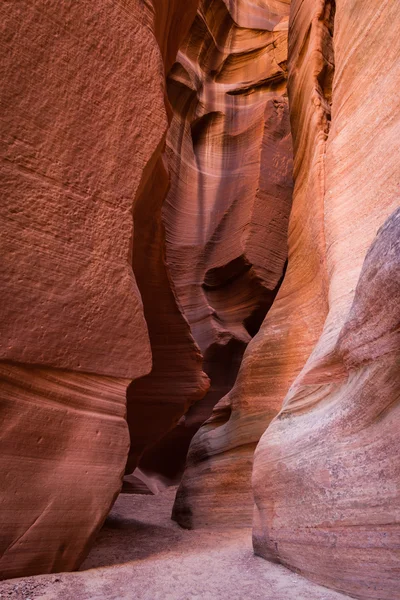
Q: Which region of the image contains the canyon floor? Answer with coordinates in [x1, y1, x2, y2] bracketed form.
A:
[0, 488, 352, 600]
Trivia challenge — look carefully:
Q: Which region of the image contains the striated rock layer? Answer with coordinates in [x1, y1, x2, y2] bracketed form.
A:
[2, 0, 398, 594]
[252, 1, 400, 599]
[254, 208, 400, 600]
[0, 364, 130, 578]
[125, 151, 209, 476]
[175, 0, 335, 527]
[124, 0, 210, 478]
[169, 0, 293, 523]
[173, 15, 400, 592]
[0, 0, 203, 579]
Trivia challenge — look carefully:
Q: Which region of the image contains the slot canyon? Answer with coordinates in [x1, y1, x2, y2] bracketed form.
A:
[0, 0, 399, 599]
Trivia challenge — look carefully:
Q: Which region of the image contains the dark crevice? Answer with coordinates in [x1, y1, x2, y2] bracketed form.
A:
[227, 71, 286, 96]
[203, 255, 252, 289]
[317, 0, 336, 129]
[244, 260, 287, 338]
[203, 254, 286, 341]
[191, 111, 224, 148]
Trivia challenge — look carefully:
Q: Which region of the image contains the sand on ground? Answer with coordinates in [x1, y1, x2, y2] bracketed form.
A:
[0, 488, 352, 600]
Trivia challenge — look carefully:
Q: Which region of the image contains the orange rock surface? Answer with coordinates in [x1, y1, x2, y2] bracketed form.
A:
[0, 0, 204, 579]
[170, 0, 293, 525]
[1, 0, 399, 594]
[253, 1, 400, 598]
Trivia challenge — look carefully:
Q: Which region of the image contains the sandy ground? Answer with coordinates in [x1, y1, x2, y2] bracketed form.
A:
[0, 488, 351, 600]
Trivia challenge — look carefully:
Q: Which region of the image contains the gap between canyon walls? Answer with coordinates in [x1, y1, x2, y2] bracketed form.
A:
[128, 0, 294, 490]
[152, 0, 294, 520]
[124, 0, 210, 480]
[170, 0, 338, 530]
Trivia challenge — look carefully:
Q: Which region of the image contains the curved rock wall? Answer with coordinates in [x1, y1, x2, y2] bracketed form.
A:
[125, 152, 209, 476]
[0, 364, 130, 578]
[252, 1, 400, 598]
[173, 15, 400, 594]
[171, 0, 333, 527]
[124, 0, 210, 479]
[0, 0, 202, 579]
[169, 0, 293, 524]
[253, 210, 400, 600]
[1, 0, 398, 592]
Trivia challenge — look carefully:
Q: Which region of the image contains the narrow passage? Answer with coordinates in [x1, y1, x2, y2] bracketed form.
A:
[1, 488, 351, 600]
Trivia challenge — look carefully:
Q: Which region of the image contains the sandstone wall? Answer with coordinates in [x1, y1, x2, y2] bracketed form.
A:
[124, 0, 210, 480]
[1, 0, 398, 592]
[170, 0, 293, 525]
[0, 0, 202, 579]
[252, 1, 400, 599]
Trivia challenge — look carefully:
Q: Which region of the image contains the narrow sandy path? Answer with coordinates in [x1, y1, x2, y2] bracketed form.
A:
[0, 488, 351, 600]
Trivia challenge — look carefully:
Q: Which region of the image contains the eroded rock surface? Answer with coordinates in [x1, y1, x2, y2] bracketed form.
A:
[170, 0, 293, 527]
[1, 0, 398, 594]
[0, 364, 130, 578]
[173, 5, 400, 577]
[125, 152, 209, 476]
[123, 0, 210, 480]
[252, 1, 400, 599]
[0, 2, 155, 377]
[253, 208, 400, 600]
[0, 0, 202, 579]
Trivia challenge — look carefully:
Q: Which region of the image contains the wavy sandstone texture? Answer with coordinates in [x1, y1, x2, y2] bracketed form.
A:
[124, 0, 210, 478]
[169, 0, 293, 524]
[254, 208, 400, 600]
[252, 1, 400, 599]
[173, 4, 400, 574]
[1, 0, 399, 594]
[0, 0, 203, 579]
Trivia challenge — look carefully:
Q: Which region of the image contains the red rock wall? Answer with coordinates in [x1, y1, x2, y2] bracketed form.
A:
[169, 0, 293, 525]
[252, 1, 400, 599]
[2, 1, 398, 593]
[0, 365, 130, 578]
[0, 0, 204, 579]
[171, 0, 332, 527]
[124, 0, 210, 480]
[125, 152, 209, 476]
